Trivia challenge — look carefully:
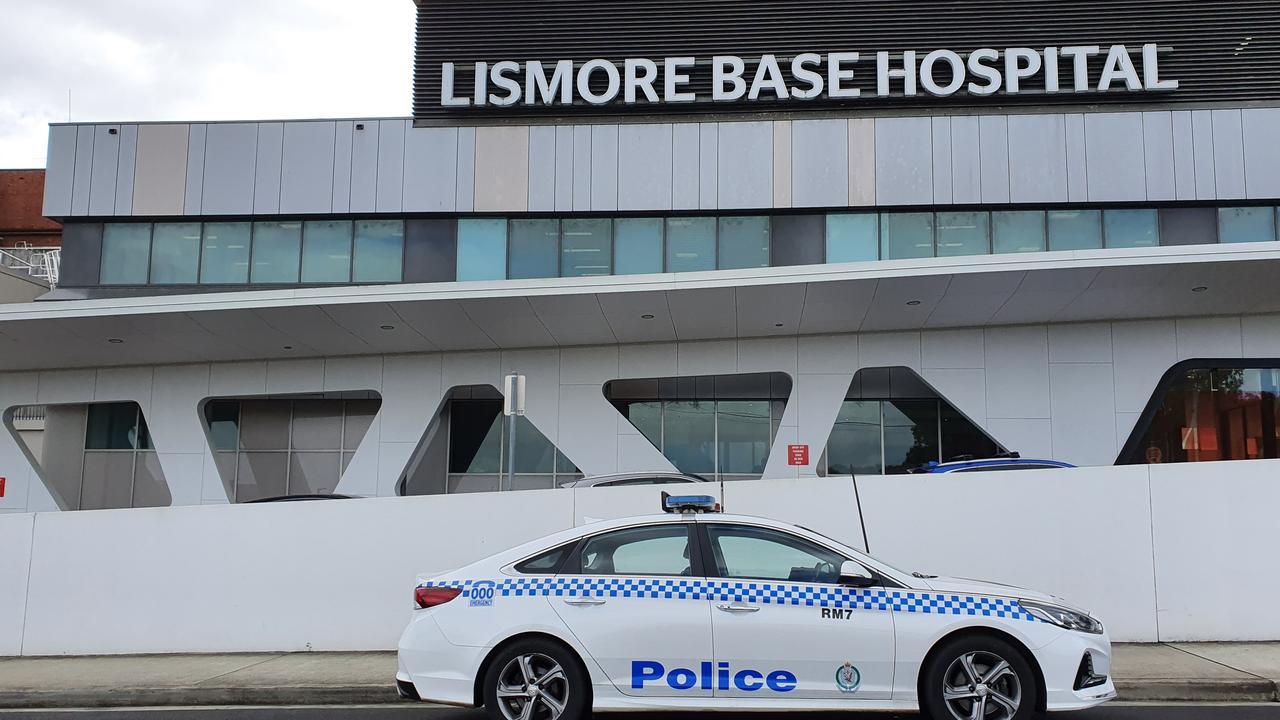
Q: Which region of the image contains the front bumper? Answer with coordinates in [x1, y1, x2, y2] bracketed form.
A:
[1036, 629, 1117, 711]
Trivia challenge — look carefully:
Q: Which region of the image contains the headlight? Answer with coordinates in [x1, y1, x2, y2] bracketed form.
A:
[1019, 599, 1104, 634]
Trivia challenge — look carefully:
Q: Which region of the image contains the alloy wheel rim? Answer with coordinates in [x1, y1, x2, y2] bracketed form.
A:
[496, 652, 570, 720]
[942, 650, 1022, 720]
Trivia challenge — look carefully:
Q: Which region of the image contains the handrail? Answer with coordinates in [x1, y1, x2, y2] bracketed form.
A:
[0, 246, 60, 286]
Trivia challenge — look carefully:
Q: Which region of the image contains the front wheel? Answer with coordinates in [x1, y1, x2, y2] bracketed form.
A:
[482, 639, 589, 720]
[920, 635, 1040, 720]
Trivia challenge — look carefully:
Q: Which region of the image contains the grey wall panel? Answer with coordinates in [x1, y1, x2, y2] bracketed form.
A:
[474, 125, 528, 212]
[949, 116, 981, 204]
[1191, 110, 1217, 200]
[132, 124, 188, 216]
[1243, 108, 1280, 200]
[771, 214, 824, 266]
[773, 121, 791, 208]
[457, 126, 476, 212]
[978, 116, 1010, 204]
[553, 126, 574, 211]
[70, 125, 95, 215]
[698, 123, 717, 210]
[281, 122, 336, 214]
[184, 124, 206, 215]
[1008, 114, 1067, 203]
[930, 117, 952, 204]
[404, 219, 456, 283]
[403, 126, 458, 212]
[87, 125, 119, 216]
[1084, 112, 1146, 202]
[113, 125, 137, 216]
[376, 119, 407, 213]
[527, 125, 556, 211]
[1064, 114, 1088, 202]
[252, 122, 283, 214]
[617, 123, 673, 211]
[1171, 111, 1196, 201]
[717, 121, 772, 209]
[1141, 112, 1175, 202]
[1210, 109, 1246, 200]
[349, 121, 379, 213]
[848, 118, 875, 206]
[874, 116, 932, 206]
[572, 125, 592, 211]
[672, 123, 700, 210]
[200, 123, 257, 215]
[590, 124, 619, 211]
[331, 121, 354, 214]
[58, 224, 103, 287]
[43, 125, 77, 217]
[791, 119, 849, 208]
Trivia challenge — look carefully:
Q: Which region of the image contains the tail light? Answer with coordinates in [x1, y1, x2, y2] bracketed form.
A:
[415, 586, 461, 609]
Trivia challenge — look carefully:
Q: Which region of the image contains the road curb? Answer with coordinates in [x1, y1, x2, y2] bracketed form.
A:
[1117, 678, 1280, 703]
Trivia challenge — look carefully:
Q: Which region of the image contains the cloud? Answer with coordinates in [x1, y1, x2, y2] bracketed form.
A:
[0, 0, 414, 167]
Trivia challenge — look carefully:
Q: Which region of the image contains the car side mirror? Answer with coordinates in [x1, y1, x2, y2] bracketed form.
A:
[839, 560, 876, 588]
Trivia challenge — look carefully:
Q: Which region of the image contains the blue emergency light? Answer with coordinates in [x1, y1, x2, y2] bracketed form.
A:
[661, 492, 720, 513]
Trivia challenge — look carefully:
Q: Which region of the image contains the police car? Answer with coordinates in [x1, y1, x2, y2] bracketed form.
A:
[396, 494, 1115, 719]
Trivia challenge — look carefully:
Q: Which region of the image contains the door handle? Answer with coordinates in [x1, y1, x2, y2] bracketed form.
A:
[716, 603, 760, 613]
[563, 598, 607, 606]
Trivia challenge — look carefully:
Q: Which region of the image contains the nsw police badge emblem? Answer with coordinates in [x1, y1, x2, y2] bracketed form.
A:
[835, 661, 861, 693]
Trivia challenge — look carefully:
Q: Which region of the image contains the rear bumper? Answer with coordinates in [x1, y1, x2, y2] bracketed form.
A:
[397, 611, 487, 707]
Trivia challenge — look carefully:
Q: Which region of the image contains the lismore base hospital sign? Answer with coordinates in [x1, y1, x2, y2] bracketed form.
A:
[438, 44, 1177, 108]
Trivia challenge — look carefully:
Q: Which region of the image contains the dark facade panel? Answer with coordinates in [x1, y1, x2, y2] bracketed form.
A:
[58, 223, 102, 287]
[405, 219, 458, 283]
[1159, 207, 1218, 246]
[414, 0, 1280, 123]
[771, 214, 825, 267]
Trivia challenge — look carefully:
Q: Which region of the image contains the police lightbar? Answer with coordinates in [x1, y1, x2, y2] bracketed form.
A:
[661, 492, 720, 514]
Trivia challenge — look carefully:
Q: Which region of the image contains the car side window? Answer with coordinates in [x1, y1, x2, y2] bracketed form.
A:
[578, 524, 692, 576]
[513, 541, 576, 574]
[706, 524, 848, 584]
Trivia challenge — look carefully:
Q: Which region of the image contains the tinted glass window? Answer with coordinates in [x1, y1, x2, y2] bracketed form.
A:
[561, 218, 611, 277]
[614, 218, 663, 274]
[706, 524, 847, 583]
[579, 525, 691, 576]
[881, 212, 934, 259]
[1127, 366, 1280, 464]
[992, 211, 1046, 253]
[1218, 207, 1276, 244]
[716, 400, 771, 475]
[509, 219, 560, 279]
[85, 403, 149, 450]
[935, 212, 990, 256]
[1048, 210, 1102, 251]
[662, 400, 716, 473]
[1104, 209, 1159, 248]
[302, 220, 353, 282]
[717, 216, 770, 269]
[353, 220, 404, 282]
[149, 223, 200, 284]
[200, 222, 251, 284]
[457, 218, 507, 281]
[826, 401, 881, 475]
[515, 542, 575, 574]
[250, 221, 302, 283]
[826, 213, 878, 263]
[100, 223, 151, 284]
[665, 217, 716, 272]
[883, 400, 939, 474]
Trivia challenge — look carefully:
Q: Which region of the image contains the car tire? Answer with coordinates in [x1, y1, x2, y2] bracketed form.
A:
[920, 634, 1040, 720]
[482, 638, 590, 720]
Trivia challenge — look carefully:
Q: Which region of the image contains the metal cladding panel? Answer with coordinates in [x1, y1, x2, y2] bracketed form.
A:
[413, 1, 1280, 123]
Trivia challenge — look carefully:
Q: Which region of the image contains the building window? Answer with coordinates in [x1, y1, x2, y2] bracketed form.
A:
[203, 395, 380, 502]
[823, 367, 1004, 475]
[250, 221, 302, 283]
[606, 372, 791, 480]
[301, 220, 353, 283]
[99, 223, 152, 285]
[1121, 362, 1280, 465]
[457, 218, 507, 281]
[826, 212, 878, 263]
[508, 219, 560, 279]
[717, 216, 771, 270]
[881, 212, 934, 260]
[1048, 209, 1102, 251]
[353, 220, 405, 283]
[1104, 209, 1159, 248]
[992, 211, 1046, 253]
[613, 217, 663, 274]
[936, 211, 990, 257]
[149, 223, 201, 284]
[200, 222, 251, 284]
[561, 218, 612, 277]
[1218, 207, 1277, 244]
[665, 217, 716, 272]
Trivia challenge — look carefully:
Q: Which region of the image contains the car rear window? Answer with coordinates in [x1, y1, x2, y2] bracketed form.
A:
[514, 541, 576, 574]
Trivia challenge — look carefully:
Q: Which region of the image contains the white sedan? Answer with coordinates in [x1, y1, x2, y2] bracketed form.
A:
[397, 495, 1115, 720]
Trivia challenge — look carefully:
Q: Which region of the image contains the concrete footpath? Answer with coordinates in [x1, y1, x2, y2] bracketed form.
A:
[0, 643, 1277, 709]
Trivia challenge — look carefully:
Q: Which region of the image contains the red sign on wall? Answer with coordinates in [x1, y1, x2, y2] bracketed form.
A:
[0, 477, 5, 498]
[787, 445, 809, 466]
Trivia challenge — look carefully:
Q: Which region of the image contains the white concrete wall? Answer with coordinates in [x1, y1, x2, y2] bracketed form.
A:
[2, 463, 1278, 655]
[1, 313, 1272, 514]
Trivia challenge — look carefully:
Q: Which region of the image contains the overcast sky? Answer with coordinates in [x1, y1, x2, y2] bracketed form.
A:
[0, 0, 414, 168]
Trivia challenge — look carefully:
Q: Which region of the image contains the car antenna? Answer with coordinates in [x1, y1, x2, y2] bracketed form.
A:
[851, 470, 870, 553]
[719, 474, 725, 513]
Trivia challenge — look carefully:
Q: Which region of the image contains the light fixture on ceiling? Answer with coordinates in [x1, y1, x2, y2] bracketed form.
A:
[774, 323, 784, 327]
[282, 345, 294, 350]
[1191, 286, 1209, 293]
[379, 324, 396, 330]
[106, 338, 124, 344]
[641, 314, 655, 319]
[906, 300, 922, 306]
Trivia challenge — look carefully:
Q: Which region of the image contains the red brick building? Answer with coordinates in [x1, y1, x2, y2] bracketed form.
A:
[0, 169, 61, 248]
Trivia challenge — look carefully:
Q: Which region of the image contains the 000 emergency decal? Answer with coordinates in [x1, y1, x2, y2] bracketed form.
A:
[468, 580, 496, 607]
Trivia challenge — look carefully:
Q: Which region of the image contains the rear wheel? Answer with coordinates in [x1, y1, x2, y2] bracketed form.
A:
[920, 635, 1039, 720]
[482, 639, 589, 720]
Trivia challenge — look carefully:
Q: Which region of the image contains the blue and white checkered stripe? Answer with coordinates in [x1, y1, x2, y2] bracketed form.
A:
[420, 577, 1037, 622]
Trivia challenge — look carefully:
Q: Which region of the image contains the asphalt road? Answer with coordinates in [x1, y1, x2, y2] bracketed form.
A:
[1, 704, 1279, 720]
